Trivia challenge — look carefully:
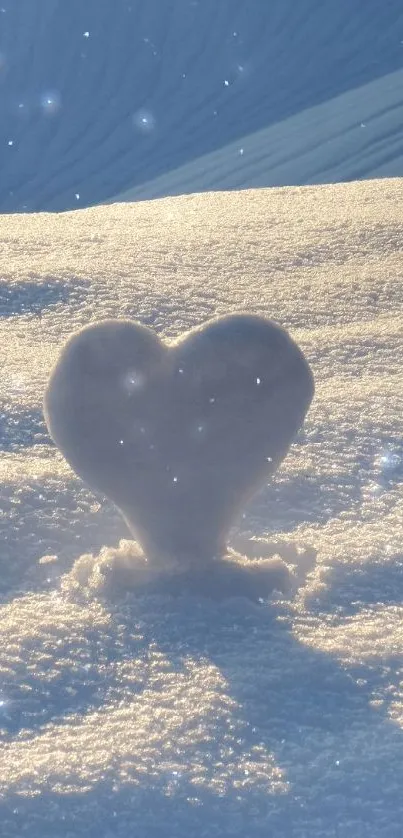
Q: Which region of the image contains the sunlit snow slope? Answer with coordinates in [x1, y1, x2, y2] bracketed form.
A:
[1, 180, 403, 836]
[1, 0, 403, 211]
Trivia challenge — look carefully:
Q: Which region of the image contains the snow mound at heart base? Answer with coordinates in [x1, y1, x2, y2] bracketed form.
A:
[60, 538, 314, 603]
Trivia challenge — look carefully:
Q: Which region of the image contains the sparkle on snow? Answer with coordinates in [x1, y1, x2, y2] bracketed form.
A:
[8, 375, 26, 393]
[0, 693, 9, 713]
[366, 481, 383, 498]
[377, 447, 401, 474]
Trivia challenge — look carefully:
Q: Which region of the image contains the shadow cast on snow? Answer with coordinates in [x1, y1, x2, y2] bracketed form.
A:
[0, 278, 89, 319]
[306, 552, 403, 618]
[0, 476, 128, 598]
[1, 560, 403, 835]
[0, 408, 50, 452]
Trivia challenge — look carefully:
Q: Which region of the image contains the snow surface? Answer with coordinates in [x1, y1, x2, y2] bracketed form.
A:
[2, 0, 403, 211]
[1, 180, 403, 836]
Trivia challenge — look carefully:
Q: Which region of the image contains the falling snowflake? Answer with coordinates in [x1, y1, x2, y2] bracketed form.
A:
[132, 109, 156, 133]
[41, 91, 61, 114]
[122, 369, 145, 392]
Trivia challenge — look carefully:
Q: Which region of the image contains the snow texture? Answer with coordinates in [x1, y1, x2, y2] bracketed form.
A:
[1, 180, 403, 836]
[1, 1, 403, 211]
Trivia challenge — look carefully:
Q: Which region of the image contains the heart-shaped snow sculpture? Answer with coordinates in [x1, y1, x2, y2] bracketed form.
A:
[44, 314, 314, 565]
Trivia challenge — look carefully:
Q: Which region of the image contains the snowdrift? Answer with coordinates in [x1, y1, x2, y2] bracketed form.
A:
[1, 180, 403, 835]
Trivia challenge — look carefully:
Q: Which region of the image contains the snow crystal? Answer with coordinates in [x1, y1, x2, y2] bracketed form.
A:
[40, 91, 61, 114]
[121, 369, 146, 392]
[132, 109, 156, 133]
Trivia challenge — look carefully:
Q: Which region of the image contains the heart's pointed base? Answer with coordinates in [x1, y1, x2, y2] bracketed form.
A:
[62, 539, 294, 603]
[123, 516, 227, 571]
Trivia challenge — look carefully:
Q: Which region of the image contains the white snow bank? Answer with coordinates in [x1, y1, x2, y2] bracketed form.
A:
[1, 181, 403, 836]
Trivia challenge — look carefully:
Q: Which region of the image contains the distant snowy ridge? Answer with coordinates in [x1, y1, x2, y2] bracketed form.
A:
[113, 67, 403, 203]
[1, 0, 403, 211]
